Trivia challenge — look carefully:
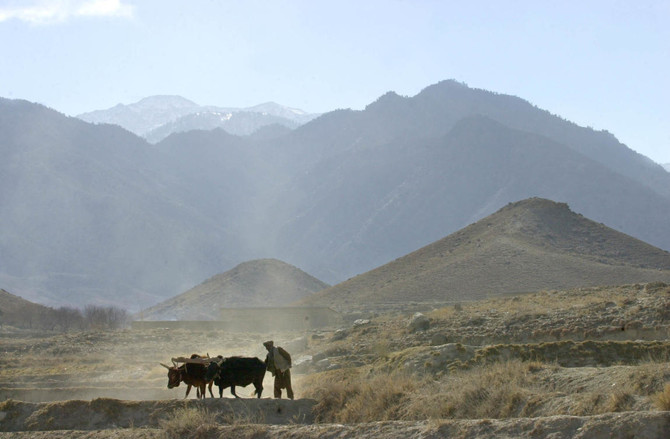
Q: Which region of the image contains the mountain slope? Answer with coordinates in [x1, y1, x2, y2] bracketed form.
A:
[298, 198, 670, 309]
[137, 259, 329, 320]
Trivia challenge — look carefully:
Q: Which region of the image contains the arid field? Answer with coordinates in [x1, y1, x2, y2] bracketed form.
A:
[1, 283, 669, 438]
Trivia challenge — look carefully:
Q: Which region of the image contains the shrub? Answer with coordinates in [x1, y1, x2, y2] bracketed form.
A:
[605, 390, 636, 412]
[652, 383, 670, 411]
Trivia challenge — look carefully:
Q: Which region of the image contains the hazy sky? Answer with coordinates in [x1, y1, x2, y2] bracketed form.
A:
[1, 0, 668, 163]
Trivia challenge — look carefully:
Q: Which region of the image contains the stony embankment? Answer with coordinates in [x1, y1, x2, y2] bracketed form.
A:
[1, 411, 668, 439]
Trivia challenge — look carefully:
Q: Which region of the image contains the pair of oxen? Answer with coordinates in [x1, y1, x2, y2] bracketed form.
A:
[160, 354, 265, 399]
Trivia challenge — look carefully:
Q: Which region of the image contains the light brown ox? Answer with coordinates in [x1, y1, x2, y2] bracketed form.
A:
[159, 353, 214, 399]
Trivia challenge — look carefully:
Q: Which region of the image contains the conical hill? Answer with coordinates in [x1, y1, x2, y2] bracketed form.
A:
[299, 198, 670, 309]
[138, 259, 329, 320]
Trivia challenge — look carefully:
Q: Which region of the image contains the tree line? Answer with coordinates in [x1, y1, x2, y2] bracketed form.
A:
[0, 304, 129, 332]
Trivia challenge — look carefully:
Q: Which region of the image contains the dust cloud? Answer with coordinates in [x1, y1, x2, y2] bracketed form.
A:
[0, 325, 312, 403]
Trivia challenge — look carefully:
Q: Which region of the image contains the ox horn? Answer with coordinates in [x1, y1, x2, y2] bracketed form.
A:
[159, 363, 171, 369]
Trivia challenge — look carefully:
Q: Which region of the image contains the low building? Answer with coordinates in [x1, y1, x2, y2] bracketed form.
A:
[131, 306, 341, 331]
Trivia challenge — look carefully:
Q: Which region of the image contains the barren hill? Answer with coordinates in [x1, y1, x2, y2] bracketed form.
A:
[138, 259, 329, 320]
[299, 198, 670, 309]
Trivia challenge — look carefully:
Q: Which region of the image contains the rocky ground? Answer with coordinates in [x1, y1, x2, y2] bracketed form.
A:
[0, 283, 668, 438]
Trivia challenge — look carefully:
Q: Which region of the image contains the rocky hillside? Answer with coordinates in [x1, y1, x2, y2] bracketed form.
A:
[137, 259, 329, 320]
[299, 198, 670, 309]
[295, 283, 670, 374]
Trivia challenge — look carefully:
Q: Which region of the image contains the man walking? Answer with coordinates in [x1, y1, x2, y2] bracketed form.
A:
[263, 340, 294, 399]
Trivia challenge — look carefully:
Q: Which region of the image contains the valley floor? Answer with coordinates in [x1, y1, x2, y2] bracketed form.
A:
[0, 283, 668, 438]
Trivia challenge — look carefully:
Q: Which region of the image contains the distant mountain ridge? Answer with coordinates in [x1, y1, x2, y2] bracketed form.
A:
[137, 259, 329, 320]
[77, 95, 320, 142]
[298, 198, 670, 310]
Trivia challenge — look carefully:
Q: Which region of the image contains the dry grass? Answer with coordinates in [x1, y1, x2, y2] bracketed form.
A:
[302, 360, 544, 422]
[401, 360, 548, 420]
[302, 368, 420, 423]
[157, 404, 267, 439]
[301, 359, 670, 423]
[604, 389, 636, 412]
[158, 402, 268, 438]
[160, 407, 217, 439]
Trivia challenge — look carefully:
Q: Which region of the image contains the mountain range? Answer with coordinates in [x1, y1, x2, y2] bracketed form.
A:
[77, 96, 319, 142]
[299, 198, 670, 310]
[2, 79, 670, 311]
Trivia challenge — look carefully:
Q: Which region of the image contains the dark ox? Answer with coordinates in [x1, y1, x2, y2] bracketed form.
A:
[160, 354, 214, 399]
[205, 356, 266, 398]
